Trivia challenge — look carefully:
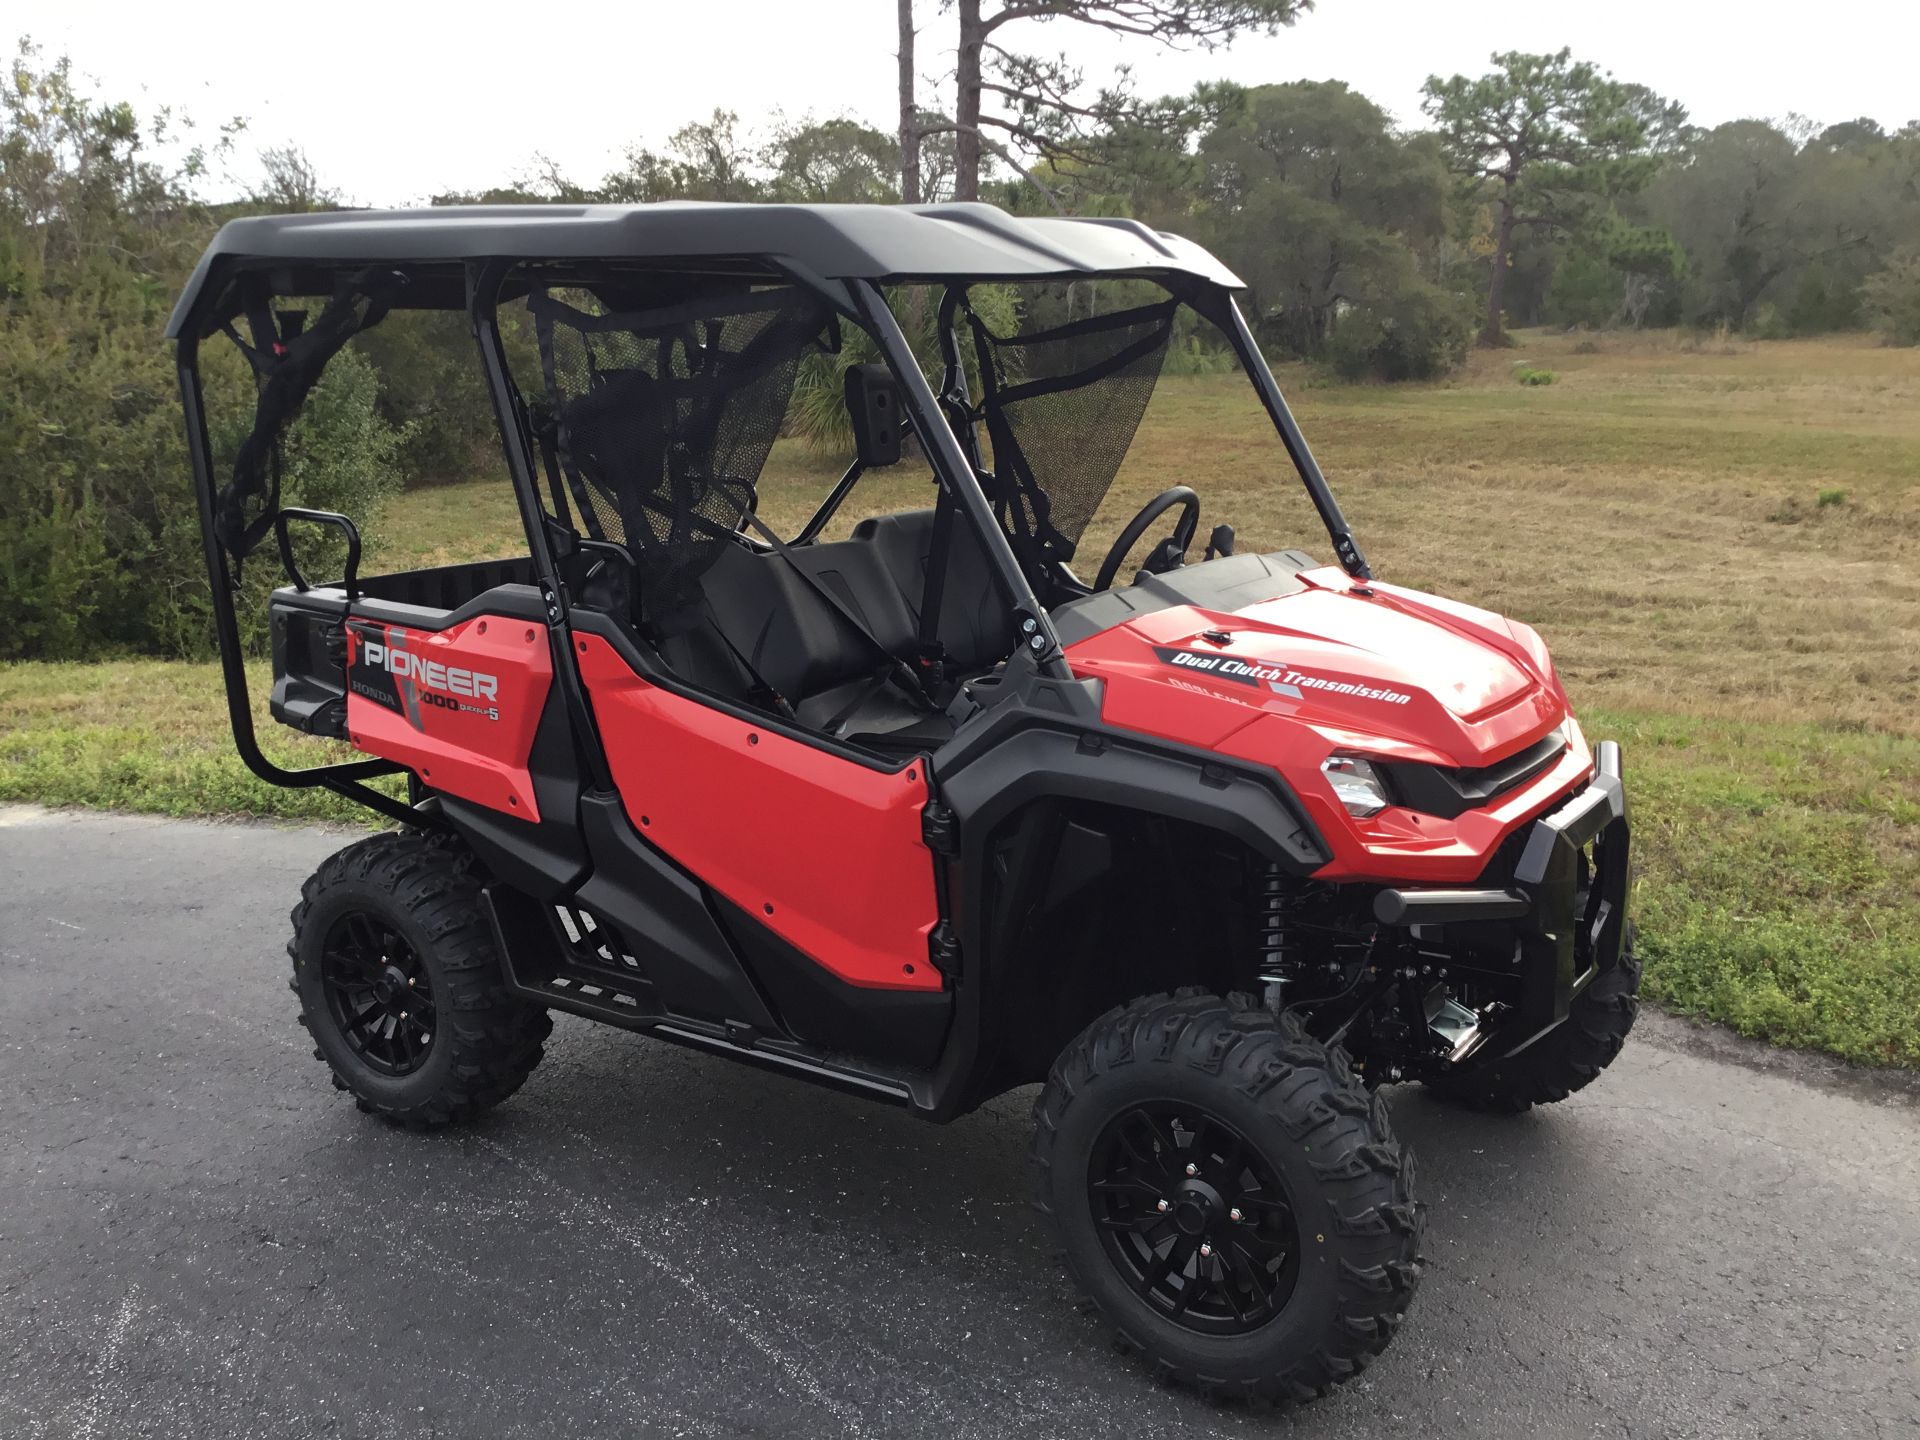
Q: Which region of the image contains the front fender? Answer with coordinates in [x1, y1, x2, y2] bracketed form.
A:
[936, 722, 1327, 874]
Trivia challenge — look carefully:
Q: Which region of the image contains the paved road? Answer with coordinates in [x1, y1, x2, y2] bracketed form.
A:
[2, 805, 1917, 1439]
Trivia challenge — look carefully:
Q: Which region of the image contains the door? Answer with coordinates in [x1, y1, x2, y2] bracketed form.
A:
[573, 630, 944, 995]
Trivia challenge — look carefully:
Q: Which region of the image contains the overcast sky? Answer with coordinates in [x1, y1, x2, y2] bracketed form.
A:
[22, 0, 1918, 207]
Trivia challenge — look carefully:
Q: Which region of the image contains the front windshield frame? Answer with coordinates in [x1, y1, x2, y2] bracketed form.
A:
[862, 276, 1370, 585]
[847, 275, 1373, 681]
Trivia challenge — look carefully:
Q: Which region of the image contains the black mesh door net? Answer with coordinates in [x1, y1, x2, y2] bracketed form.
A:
[531, 286, 834, 629]
[965, 295, 1177, 579]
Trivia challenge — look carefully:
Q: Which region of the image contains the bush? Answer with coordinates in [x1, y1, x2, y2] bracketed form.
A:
[1161, 305, 1240, 376]
[1784, 263, 1864, 336]
[226, 347, 409, 650]
[0, 292, 408, 661]
[352, 312, 500, 485]
[787, 284, 1019, 454]
[1515, 365, 1558, 386]
[0, 43, 407, 661]
[1323, 285, 1473, 382]
[1864, 248, 1920, 346]
[1545, 252, 1621, 330]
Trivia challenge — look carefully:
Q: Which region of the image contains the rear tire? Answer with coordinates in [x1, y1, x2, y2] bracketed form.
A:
[1427, 925, 1641, 1114]
[288, 830, 551, 1126]
[1031, 991, 1422, 1404]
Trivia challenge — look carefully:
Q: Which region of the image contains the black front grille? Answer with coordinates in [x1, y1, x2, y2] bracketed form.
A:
[1382, 728, 1568, 820]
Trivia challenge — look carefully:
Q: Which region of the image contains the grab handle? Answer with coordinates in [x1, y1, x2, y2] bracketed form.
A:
[274, 508, 363, 600]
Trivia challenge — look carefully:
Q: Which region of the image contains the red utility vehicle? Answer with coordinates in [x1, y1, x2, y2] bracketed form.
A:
[171, 203, 1635, 1402]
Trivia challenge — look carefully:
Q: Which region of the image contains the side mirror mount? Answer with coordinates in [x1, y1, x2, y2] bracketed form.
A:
[844, 363, 903, 468]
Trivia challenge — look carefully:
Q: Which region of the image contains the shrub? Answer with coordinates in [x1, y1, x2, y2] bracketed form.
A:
[1515, 365, 1558, 386]
[226, 346, 409, 650]
[1161, 332, 1239, 376]
[1323, 285, 1473, 382]
[1545, 252, 1620, 330]
[1864, 248, 1920, 346]
[787, 284, 1018, 454]
[0, 43, 408, 661]
[1784, 263, 1864, 336]
[352, 312, 500, 485]
[0, 254, 253, 659]
[0, 296, 408, 661]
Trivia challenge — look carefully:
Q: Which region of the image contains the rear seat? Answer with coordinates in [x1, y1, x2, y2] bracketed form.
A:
[658, 539, 910, 711]
[648, 508, 1014, 753]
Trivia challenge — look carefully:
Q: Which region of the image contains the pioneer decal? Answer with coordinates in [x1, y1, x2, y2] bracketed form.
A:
[361, 639, 499, 702]
[1151, 647, 1413, 705]
[349, 624, 501, 727]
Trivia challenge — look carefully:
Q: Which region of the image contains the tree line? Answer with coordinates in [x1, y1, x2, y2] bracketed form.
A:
[470, 45, 1917, 365]
[2, 30, 1917, 661]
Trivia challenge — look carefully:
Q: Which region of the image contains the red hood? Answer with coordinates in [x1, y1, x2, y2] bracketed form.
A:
[1064, 565, 1569, 768]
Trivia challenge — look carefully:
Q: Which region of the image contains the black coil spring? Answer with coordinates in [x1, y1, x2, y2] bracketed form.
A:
[1258, 860, 1291, 979]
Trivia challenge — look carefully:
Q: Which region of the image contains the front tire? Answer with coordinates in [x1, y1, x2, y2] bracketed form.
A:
[1427, 925, 1641, 1114]
[288, 830, 551, 1126]
[1031, 991, 1422, 1404]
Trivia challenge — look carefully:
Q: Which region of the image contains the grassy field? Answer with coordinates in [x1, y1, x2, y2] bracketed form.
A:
[4, 330, 1917, 1064]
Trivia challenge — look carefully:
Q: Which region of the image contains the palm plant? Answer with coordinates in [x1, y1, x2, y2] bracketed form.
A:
[787, 285, 1020, 452]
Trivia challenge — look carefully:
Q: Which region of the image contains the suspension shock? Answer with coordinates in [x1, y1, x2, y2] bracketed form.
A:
[1257, 860, 1292, 1010]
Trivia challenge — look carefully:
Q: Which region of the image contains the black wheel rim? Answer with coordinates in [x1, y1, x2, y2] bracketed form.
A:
[319, 911, 436, 1077]
[1087, 1102, 1302, 1336]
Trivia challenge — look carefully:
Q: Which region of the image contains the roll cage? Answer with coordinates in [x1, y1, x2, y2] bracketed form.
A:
[167, 203, 1369, 822]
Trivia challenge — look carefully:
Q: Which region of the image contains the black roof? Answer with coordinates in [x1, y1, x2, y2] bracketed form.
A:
[165, 201, 1243, 337]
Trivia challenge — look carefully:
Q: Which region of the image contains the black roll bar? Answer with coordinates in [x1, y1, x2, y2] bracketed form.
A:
[464, 258, 616, 796]
[175, 335, 422, 828]
[174, 254, 1369, 832]
[848, 279, 1071, 680]
[1211, 293, 1372, 581]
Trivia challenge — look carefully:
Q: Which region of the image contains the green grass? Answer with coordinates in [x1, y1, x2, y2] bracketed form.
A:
[4, 330, 1917, 1066]
[0, 660, 397, 825]
[1589, 707, 1919, 1066]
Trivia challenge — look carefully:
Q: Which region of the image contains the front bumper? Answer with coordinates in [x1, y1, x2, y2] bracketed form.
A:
[1372, 740, 1632, 1054]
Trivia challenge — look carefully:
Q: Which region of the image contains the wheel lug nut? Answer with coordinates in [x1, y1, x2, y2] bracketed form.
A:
[1230, 1207, 1244, 1222]
[1199, 1243, 1212, 1257]
[1156, 1199, 1169, 1213]
[1185, 1163, 1198, 1177]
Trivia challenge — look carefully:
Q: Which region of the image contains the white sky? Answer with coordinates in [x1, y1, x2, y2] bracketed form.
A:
[21, 0, 1919, 207]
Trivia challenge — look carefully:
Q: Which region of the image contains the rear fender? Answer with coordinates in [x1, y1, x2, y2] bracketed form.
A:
[345, 612, 552, 820]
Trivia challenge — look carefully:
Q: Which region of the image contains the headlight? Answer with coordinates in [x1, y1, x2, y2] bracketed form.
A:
[1321, 755, 1390, 817]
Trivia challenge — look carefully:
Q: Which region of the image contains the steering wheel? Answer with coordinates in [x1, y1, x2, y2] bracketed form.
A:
[1093, 486, 1201, 592]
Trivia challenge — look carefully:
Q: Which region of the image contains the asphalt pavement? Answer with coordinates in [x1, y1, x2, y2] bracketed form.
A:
[2, 803, 1916, 1439]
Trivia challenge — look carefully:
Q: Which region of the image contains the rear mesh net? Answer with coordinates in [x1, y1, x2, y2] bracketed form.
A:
[216, 273, 400, 562]
[967, 297, 1176, 569]
[531, 287, 832, 626]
